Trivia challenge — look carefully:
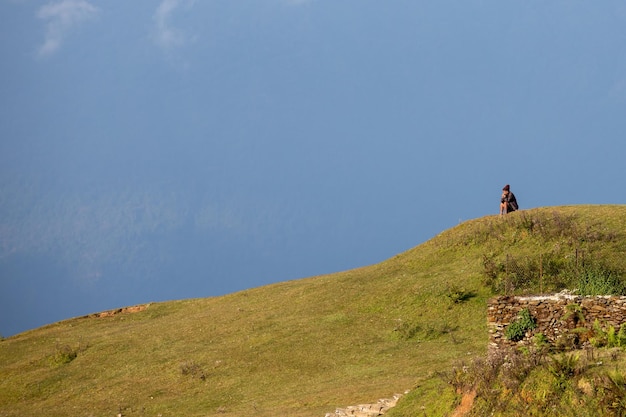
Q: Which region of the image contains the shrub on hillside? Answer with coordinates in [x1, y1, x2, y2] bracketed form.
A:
[180, 360, 206, 380]
[51, 338, 88, 365]
[505, 309, 537, 342]
[576, 265, 626, 296]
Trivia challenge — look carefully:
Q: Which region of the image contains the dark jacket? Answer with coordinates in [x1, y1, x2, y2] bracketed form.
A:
[501, 192, 518, 212]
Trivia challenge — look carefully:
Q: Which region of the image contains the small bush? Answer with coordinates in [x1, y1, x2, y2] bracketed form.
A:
[53, 344, 78, 365]
[576, 265, 625, 296]
[589, 321, 626, 349]
[180, 360, 206, 380]
[444, 284, 476, 304]
[50, 338, 87, 365]
[533, 333, 550, 356]
[505, 309, 537, 342]
[616, 324, 626, 348]
[548, 353, 586, 392]
[482, 254, 505, 292]
[54, 345, 78, 364]
[562, 304, 585, 326]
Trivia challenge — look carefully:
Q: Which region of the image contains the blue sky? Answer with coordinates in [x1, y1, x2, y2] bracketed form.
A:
[1, 0, 625, 337]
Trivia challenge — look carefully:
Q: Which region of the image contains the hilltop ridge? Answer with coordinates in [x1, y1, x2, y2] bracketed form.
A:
[1, 205, 625, 417]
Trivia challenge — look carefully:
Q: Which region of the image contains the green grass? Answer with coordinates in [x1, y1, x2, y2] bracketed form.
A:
[1, 205, 624, 416]
[450, 346, 626, 416]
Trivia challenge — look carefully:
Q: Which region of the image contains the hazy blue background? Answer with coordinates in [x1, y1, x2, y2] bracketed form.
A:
[1, 0, 624, 337]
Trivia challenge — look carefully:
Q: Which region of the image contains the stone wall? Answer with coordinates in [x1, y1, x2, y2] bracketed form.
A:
[488, 292, 626, 350]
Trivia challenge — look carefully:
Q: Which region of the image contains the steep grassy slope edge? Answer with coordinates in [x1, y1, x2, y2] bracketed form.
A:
[1, 205, 624, 417]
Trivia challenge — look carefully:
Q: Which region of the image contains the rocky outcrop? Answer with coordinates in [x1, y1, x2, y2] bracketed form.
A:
[87, 303, 150, 318]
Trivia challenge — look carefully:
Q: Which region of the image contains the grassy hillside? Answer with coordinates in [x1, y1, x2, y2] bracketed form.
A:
[1, 205, 624, 417]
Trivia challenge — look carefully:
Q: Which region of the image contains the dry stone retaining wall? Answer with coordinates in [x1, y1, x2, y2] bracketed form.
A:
[488, 292, 626, 350]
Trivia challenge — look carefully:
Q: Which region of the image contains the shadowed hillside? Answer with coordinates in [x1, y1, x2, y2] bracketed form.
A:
[1, 205, 624, 417]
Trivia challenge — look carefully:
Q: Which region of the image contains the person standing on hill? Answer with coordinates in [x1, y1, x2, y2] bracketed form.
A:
[500, 184, 518, 214]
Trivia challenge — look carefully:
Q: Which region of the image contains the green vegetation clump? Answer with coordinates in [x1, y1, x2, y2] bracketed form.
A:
[180, 360, 206, 380]
[444, 284, 476, 304]
[577, 265, 626, 296]
[0, 205, 624, 416]
[504, 309, 537, 342]
[589, 321, 626, 349]
[450, 348, 626, 417]
[52, 344, 78, 364]
[50, 339, 87, 365]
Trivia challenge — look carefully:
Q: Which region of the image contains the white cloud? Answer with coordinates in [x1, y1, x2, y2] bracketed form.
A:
[153, 0, 195, 50]
[36, 0, 99, 57]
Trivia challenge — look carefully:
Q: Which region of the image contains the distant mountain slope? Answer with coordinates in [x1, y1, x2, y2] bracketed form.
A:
[1, 205, 624, 417]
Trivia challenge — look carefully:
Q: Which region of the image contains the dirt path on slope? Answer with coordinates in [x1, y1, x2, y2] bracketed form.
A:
[450, 390, 476, 417]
